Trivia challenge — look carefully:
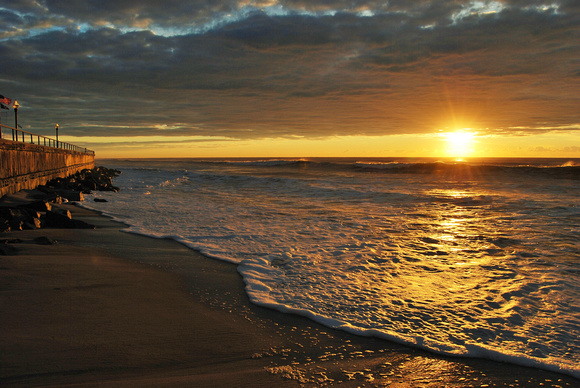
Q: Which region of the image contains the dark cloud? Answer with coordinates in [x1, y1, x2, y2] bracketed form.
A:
[43, 0, 234, 29]
[0, 1, 578, 145]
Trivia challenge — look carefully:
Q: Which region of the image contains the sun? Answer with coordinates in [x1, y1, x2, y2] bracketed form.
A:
[443, 130, 475, 159]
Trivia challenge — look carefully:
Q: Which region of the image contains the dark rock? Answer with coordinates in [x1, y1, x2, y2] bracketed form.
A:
[10, 220, 23, 231]
[21, 200, 52, 212]
[1, 166, 118, 233]
[23, 218, 42, 230]
[44, 209, 94, 229]
[34, 236, 57, 245]
[44, 166, 121, 196]
[44, 209, 72, 228]
[0, 208, 41, 231]
[94, 198, 108, 203]
[69, 219, 96, 229]
[53, 190, 84, 202]
[0, 218, 11, 232]
[31, 188, 61, 203]
[56, 209, 72, 219]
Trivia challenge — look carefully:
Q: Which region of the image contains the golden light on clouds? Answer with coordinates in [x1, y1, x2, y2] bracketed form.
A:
[2, 1, 579, 159]
[62, 129, 580, 160]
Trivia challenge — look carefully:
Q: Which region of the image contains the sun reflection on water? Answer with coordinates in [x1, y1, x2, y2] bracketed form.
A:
[418, 188, 496, 260]
[358, 184, 543, 355]
[96, 160, 580, 374]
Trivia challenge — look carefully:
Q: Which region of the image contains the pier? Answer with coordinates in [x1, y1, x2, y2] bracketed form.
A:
[0, 123, 95, 197]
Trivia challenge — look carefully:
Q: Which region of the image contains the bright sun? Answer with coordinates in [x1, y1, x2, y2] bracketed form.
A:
[444, 130, 475, 158]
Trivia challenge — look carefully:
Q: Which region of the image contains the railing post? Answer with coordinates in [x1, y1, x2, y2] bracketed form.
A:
[13, 102, 18, 140]
[0, 124, 93, 155]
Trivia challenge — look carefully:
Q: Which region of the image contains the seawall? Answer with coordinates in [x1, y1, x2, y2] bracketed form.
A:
[0, 139, 95, 197]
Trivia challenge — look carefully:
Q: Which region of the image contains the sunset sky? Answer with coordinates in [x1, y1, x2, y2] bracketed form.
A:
[1, 1, 579, 159]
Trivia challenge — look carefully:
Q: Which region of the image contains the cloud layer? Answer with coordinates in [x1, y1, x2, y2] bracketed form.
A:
[1, 1, 578, 146]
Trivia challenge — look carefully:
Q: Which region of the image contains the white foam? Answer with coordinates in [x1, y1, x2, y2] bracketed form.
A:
[84, 159, 580, 378]
[238, 257, 580, 378]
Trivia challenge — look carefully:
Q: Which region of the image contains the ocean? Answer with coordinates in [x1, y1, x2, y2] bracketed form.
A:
[84, 157, 579, 378]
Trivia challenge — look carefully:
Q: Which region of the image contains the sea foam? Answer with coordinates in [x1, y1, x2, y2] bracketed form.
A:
[84, 158, 580, 378]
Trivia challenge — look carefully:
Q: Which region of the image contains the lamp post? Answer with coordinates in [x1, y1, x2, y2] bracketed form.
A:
[55, 123, 59, 148]
[13, 100, 19, 141]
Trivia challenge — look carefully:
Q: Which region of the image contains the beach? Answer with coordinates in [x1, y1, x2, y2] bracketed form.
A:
[0, 194, 577, 387]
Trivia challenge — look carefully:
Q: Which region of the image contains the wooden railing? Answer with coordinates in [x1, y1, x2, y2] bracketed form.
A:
[0, 124, 94, 155]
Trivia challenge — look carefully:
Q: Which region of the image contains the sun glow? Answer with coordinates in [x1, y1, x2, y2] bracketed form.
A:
[443, 130, 475, 158]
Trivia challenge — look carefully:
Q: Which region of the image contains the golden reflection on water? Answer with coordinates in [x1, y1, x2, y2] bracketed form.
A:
[421, 188, 494, 260]
[365, 185, 532, 353]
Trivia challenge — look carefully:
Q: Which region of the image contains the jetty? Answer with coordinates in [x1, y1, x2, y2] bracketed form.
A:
[0, 122, 95, 197]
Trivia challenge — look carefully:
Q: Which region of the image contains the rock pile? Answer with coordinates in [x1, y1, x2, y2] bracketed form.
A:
[38, 166, 121, 202]
[0, 166, 121, 233]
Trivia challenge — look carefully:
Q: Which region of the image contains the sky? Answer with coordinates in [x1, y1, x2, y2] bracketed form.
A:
[0, 0, 579, 159]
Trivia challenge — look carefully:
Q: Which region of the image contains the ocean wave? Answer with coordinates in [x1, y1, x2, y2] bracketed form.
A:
[237, 257, 580, 379]
[199, 158, 313, 167]
[73, 205, 580, 380]
[116, 157, 580, 180]
[83, 158, 580, 380]
[353, 161, 413, 170]
[353, 160, 580, 180]
[203, 157, 580, 177]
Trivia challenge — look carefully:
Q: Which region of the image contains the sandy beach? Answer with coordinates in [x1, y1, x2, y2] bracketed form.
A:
[0, 196, 577, 387]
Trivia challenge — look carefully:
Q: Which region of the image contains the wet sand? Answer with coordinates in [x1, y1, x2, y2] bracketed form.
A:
[0, 199, 576, 387]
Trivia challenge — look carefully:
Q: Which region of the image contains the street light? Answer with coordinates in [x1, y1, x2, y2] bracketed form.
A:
[55, 123, 59, 148]
[13, 100, 19, 141]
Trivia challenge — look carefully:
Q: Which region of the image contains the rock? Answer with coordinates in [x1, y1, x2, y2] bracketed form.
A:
[0, 218, 10, 232]
[0, 166, 118, 233]
[43, 166, 121, 196]
[55, 190, 84, 202]
[33, 236, 57, 245]
[57, 209, 72, 219]
[0, 208, 41, 231]
[68, 219, 96, 229]
[32, 188, 62, 204]
[11, 220, 24, 231]
[24, 218, 42, 230]
[43, 209, 94, 229]
[44, 209, 72, 228]
[22, 200, 52, 212]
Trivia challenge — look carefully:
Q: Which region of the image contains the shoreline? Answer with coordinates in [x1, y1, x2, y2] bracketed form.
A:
[0, 197, 577, 387]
